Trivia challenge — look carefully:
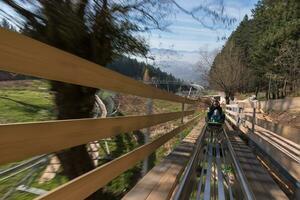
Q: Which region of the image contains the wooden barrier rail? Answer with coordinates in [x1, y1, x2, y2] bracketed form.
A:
[36, 115, 200, 200]
[244, 113, 300, 144]
[225, 104, 300, 182]
[0, 28, 200, 199]
[122, 120, 205, 200]
[0, 28, 196, 104]
[0, 110, 194, 165]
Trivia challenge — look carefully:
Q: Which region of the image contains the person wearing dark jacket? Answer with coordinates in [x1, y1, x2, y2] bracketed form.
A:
[207, 99, 225, 122]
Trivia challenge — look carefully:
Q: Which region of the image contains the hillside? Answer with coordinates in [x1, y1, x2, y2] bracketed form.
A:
[0, 57, 181, 93]
[107, 56, 181, 92]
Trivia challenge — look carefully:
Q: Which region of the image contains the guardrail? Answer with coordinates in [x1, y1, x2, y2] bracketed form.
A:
[0, 111, 195, 164]
[0, 28, 200, 200]
[225, 103, 300, 190]
[0, 28, 196, 104]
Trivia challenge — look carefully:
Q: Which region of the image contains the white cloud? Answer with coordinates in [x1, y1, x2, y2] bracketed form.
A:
[146, 0, 258, 52]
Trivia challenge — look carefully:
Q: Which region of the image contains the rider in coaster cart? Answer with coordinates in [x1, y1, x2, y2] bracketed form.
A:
[206, 99, 225, 125]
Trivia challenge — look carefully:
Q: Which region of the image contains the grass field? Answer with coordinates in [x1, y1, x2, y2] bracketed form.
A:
[0, 80, 54, 124]
[0, 80, 61, 199]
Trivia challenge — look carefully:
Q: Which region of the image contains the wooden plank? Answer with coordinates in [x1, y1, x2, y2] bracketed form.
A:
[35, 115, 200, 200]
[228, 118, 300, 185]
[225, 104, 239, 108]
[216, 144, 225, 200]
[0, 110, 194, 165]
[244, 114, 300, 144]
[242, 121, 299, 161]
[204, 144, 213, 200]
[122, 160, 174, 200]
[146, 162, 183, 200]
[225, 123, 288, 200]
[225, 110, 239, 117]
[242, 119, 299, 153]
[250, 131, 300, 182]
[0, 28, 196, 104]
[226, 114, 238, 126]
[196, 144, 208, 200]
[122, 120, 204, 200]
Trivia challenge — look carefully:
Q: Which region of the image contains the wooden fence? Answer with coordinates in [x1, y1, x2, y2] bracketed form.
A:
[0, 28, 199, 200]
[225, 104, 300, 184]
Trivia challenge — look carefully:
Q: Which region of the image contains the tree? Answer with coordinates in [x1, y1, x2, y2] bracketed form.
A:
[196, 49, 219, 88]
[2, 0, 170, 199]
[2, 0, 239, 198]
[209, 0, 300, 100]
[209, 40, 251, 103]
[0, 18, 14, 30]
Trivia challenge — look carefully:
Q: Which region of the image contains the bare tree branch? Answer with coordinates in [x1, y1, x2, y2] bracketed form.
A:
[171, 0, 236, 29]
[3, 0, 45, 24]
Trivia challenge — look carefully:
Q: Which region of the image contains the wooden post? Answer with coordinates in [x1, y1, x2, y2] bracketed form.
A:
[142, 98, 153, 175]
[251, 101, 257, 134]
[181, 102, 185, 124]
[142, 68, 153, 175]
[237, 106, 241, 127]
[252, 107, 256, 134]
[94, 95, 110, 159]
[180, 101, 185, 140]
[268, 75, 273, 100]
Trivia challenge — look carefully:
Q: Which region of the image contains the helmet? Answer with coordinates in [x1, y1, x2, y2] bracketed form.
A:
[212, 99, 220, 107]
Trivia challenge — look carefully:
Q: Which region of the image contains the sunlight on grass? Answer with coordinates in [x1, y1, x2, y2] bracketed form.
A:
[0, 81, 55, 124]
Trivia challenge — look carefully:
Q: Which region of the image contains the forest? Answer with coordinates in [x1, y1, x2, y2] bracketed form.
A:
[209, 0, 300, 103]
[1, 18, 181, 92]
[0, 55, 181, 92]
[107, 57, 181, 92]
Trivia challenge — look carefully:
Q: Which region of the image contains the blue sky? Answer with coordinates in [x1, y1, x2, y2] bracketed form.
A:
[145, 0, 258, 52]
[0, 0, 258, 53]
[0, 0, 259, 81]
[144, 0, 259, 81]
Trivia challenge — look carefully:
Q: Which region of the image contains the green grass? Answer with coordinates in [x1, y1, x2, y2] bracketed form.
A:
[0, 166, 40, 200]
[0, 81, 55, 123]
[201, 90, 219, 96]
[0, 80, 50, 91]
[31, 174, 69, 191]
[0, 80, 58, 199]
[0, 167, 69, 200]
[153, 99, 182, 112]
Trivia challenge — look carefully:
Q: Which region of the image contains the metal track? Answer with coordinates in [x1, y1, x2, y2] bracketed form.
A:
[173, 125, 255, 200]
[0, 155, 49, 182]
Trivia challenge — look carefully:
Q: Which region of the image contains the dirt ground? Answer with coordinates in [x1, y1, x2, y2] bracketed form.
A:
[116, 94, 203, 136]
[265, 110, 300, 128]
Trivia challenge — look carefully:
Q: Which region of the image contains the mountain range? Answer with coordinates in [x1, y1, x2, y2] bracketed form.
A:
[150, 48, 210, 84]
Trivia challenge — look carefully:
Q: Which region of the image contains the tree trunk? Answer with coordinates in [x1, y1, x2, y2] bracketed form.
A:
[272, 92, 276, 99]
[283, 79, 287, 97]
[255, 84, 260, 98]
[229, 91, 234, 102]
[51, 81, 104, 199]
[267, 77, 271, 100]
[225, 94, 230, 104]
[276, 83, 280, 99]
